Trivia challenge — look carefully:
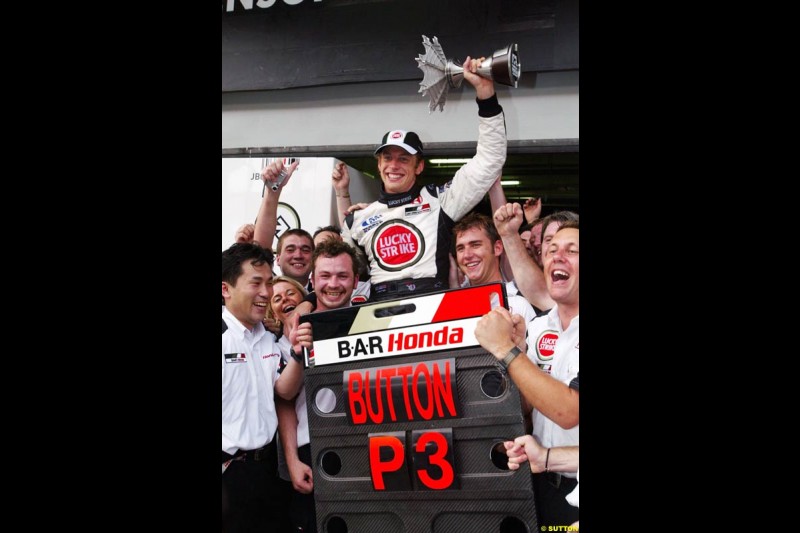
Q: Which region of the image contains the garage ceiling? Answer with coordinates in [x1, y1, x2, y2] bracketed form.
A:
[339, 151, 579, 215]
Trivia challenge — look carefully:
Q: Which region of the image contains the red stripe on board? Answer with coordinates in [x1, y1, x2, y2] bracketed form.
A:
[431, 284, 507, 323]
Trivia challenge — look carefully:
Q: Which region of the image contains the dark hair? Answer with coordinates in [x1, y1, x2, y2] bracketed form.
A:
[556, 220, 579, 231]
[539, 211, 579, 235]
[311, 239, 360, 278]
[276, 229, 314, 254]
[452, 212, 500, 253]
[222, 242, 274, 286]
[313, 225, 342, 239]
[518, 222, 534, 234]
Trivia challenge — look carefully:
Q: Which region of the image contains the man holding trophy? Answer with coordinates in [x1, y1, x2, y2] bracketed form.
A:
[334, 38, 516, 302]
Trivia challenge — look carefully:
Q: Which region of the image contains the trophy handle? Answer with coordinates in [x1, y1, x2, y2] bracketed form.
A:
[445, 43, 520, 88]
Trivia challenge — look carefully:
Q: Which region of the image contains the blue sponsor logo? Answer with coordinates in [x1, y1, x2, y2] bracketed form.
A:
[361, 214, 383, 234]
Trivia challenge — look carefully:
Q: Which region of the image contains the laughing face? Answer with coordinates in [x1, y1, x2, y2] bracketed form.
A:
[270, 280, 305, 323]
[543, 227, 579, 306]
[377, 146, 424, 194]
[222, 260, 273, 329]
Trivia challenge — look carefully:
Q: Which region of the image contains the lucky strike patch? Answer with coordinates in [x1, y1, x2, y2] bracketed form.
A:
[535, 330, 559, 362]
[372, 220, 424, 271]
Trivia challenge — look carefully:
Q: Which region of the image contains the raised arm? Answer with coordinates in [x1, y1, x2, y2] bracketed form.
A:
[332, 161, 353, 224]
[522, 197, 542, 225]
[462, 55, 496, 100]
[486, 175, 515, 282]
[493, 203, 554, 310]
[438, 57, 507, 221]
[253, 158, 300, 250]
[234, 223, 255, 244]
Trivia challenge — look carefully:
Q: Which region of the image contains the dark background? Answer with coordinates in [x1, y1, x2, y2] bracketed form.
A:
[223, 0, 578, 92]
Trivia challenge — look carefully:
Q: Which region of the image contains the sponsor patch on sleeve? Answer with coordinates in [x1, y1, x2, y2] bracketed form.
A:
[360, 214, 383, 234]
[404, 203, 431, 216]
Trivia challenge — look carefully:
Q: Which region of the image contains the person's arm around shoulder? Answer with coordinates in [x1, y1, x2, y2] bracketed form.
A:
[294, 293, 316, 317]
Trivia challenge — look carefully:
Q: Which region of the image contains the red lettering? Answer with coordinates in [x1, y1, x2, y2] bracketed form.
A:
[415, 432, 454, 489]
[419, 331, 433, 346]
[405, 334, 418, 350]
[345, 360, 459, 425]
[388, 333, 402, 352]
[397, 365, 414, 420]
[432, 360, 456, 418]
[387, 326, 465, 352]
[380, 367, 398, 422]
[412, 364, 434, 420]
[364, 370, 384, 424]
[348, 372, 366, 424]
[369, 435, 406, 490]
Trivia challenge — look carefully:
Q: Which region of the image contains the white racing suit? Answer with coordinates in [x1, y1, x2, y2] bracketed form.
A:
[342, 95, 507, 301]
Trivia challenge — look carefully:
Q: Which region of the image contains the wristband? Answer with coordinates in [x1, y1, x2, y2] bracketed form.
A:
[291, 350, 304, 364]
[500, 346, 522, 370]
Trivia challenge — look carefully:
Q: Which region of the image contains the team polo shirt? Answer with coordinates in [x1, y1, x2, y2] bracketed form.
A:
[222, 307, 283, 455]
[527, 305, 579, 476]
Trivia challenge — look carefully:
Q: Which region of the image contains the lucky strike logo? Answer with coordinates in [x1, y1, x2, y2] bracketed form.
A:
[536, 330, 559, 361]
[372, 220, 424, 270]
[391, 131, 403, 139]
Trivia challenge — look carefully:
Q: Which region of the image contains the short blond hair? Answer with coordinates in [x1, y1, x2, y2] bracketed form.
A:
[267, 275, 308, 322]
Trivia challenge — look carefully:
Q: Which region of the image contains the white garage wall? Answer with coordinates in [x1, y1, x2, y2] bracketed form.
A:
[222, 70, 578, 150]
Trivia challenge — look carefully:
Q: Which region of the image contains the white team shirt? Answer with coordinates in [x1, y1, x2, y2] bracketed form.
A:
[222, 307, 283, 455]
[527, 305, 579, 476]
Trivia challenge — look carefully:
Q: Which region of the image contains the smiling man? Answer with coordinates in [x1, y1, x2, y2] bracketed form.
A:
[308, 239, 360, 312]
[221, 242, 305, 533]
[270, 238, 360, 533]
[275, 229, 315, 291]
[453, 212, 536, 336]
[474, 220, 579, 529]
[334, 54, 508, 302]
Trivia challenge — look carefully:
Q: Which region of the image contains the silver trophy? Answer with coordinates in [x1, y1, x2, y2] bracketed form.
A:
[416, 35, 521, 112]
[267, 157, 297, 191]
